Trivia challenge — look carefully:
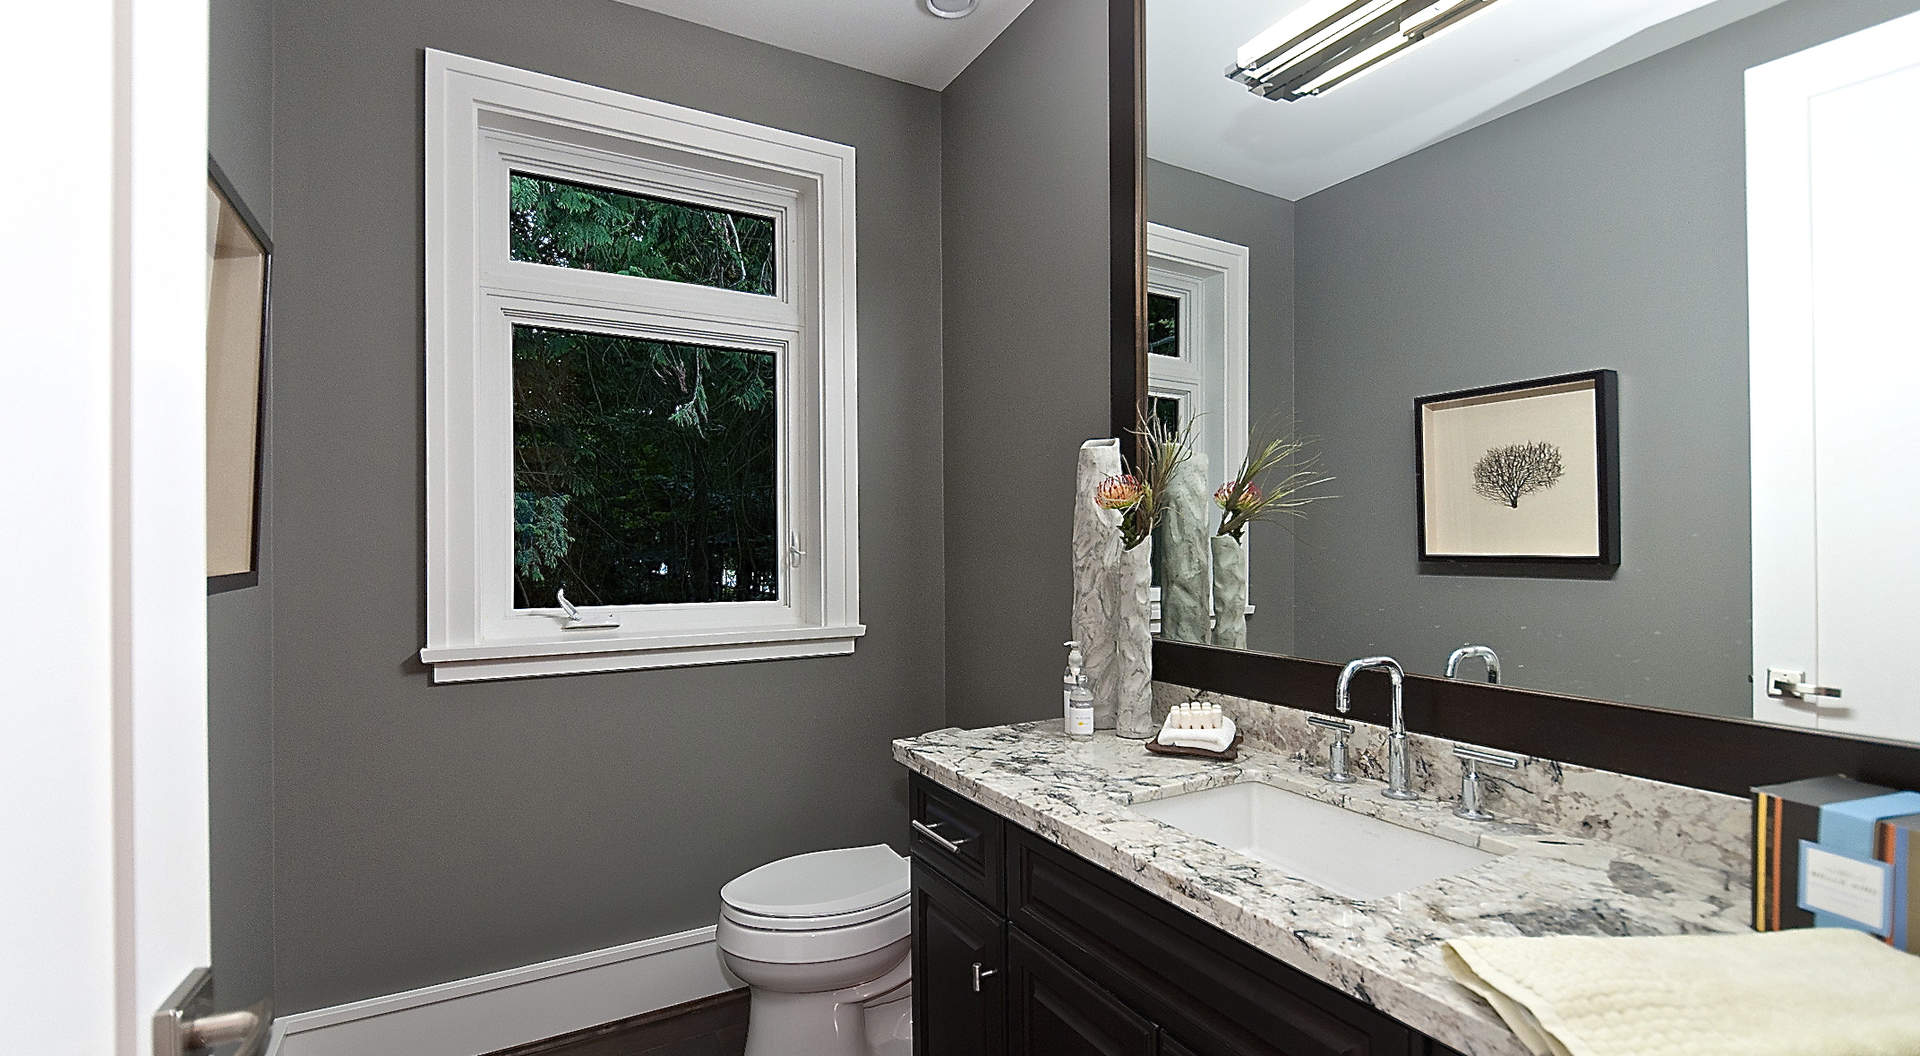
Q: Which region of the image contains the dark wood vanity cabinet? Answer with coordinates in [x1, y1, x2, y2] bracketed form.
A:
[909, 775, 1446, 1056]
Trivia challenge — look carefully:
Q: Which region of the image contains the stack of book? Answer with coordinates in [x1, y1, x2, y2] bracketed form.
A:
[1753, 776, 1920, 953]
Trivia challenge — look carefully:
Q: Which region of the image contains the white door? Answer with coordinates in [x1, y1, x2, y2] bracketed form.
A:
[1, 1, 217, 1053]
[1748, 10, 1920, 741]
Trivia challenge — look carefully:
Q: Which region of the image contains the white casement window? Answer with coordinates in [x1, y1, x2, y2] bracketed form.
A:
[1146, 223, 1250, 627]
[422, 51, 861, 682]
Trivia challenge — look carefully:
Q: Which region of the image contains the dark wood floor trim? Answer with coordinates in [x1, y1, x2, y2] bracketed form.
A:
[485, 988, 749, 1056]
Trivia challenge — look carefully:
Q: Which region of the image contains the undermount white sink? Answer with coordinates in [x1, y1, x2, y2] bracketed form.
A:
[1131, 782, 1495, 900]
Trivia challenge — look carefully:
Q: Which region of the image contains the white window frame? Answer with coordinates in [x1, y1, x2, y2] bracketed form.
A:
[1147, 223, 1250, 629]
[422, 50, 861, 683]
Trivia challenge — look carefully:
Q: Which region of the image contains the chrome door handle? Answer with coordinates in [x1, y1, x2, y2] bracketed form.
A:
[1768, 667, 1843, 702]
[154, 968, 271, 1056]
[911, 819, 972, 854]
[972, 962, 998, 992]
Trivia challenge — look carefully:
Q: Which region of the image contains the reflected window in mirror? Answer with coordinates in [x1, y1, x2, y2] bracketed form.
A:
[1145, 224, 1251, 642]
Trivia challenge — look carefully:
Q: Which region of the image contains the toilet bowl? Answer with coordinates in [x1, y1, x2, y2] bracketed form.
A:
[717, 845, 913, 1056]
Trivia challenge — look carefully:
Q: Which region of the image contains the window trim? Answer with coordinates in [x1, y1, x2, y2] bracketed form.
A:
[1146, 223, 1251, 628]
[423, 50, 861, 682]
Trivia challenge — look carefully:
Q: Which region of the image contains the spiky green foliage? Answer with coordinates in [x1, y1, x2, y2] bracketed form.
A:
[1118, 408, 1197, 551]
[1214, 421, 1336, 541]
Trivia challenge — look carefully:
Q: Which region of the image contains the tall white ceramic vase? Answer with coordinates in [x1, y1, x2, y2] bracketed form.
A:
[1071, 439, 1124, 729]
[1114, 538, 1155, 739]
[1210, 534, 1249, 650]
[1157, 452, 1210, 644]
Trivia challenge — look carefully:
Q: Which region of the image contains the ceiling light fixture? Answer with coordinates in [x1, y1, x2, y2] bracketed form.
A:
[1228, 0, 1500, 101]
[926, 0, 979, 19]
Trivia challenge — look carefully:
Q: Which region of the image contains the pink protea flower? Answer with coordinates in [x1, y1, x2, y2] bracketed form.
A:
[1215, 481, 1263, 512]
[1095, 474, 1146, 510]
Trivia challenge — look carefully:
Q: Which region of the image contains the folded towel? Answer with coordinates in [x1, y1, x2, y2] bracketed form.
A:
[1442, 928, 1920, 1056]
[1156, 716, 1236, 752]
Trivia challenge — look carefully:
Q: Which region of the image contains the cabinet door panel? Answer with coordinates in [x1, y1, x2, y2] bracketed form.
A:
[1007, 930, 1155, 1056]
[1008, 828, 1415, 1056]
[913, 862, 1006, 1056]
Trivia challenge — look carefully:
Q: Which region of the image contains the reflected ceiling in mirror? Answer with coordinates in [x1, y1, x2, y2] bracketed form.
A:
[1143, 0, 1920, 745]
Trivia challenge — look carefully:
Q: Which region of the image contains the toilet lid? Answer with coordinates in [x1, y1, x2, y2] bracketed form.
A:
[720, 845, 909, 925]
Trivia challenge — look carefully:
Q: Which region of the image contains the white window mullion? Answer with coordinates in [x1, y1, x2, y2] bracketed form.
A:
[425, 49, 861, 682]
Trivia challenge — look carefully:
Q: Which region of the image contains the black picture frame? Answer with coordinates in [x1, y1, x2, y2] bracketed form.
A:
[207, 157, 271, 595]
[1413, 369, 1621, 567]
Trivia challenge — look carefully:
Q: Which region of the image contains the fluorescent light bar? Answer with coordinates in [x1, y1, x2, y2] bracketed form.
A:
[1401, 0, 1491, 39]
[1228, 0, 1502, 101]
[1294, 30, 1410, 94]
[1235, 0, 1400, 82]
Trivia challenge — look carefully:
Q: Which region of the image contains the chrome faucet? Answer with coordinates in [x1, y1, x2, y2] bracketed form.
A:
[1445, 644, 1502, 685]
[1335, 656, 1417, 801]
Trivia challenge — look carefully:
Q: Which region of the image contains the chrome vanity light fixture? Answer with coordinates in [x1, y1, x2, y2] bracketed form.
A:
[925, 0, 979, 19]
[1228, 0, 1501, 101]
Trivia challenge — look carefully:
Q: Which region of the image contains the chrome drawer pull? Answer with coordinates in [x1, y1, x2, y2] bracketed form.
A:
[911, 819, 972, 854]
[972, 962, 997, 992]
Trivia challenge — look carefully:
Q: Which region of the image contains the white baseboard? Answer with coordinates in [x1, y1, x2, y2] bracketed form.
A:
[266, 925, 741, 1056]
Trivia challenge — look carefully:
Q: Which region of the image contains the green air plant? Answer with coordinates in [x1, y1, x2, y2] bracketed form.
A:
[1213, 424, 1335, 542]
[1095, 410, 1198, 551]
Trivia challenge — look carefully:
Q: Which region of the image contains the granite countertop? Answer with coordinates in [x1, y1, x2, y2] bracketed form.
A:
[894, 723, 1752, 1056]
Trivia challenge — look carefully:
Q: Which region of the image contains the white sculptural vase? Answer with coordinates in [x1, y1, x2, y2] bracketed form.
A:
[1114, 538, 1155, 739]
[1071, 439, 1124, 729]
[1210, 534, 1249, 650]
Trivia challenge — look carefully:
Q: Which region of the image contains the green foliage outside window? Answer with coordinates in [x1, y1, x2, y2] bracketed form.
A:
[1148, 292, 1180, 357]
[510, 172, 776, 294]
[508, 174, 782, 609]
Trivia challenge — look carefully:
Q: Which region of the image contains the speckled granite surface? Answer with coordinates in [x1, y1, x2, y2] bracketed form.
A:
[893, 723, 1751, 1056]
[1153, 682, 1752, 875]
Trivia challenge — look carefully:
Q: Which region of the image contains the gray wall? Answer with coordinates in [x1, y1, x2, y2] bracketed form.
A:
[268, 0, 944, 1012]
[1145, 160, 1296, 657]
[1290, 0, 1920, 713]
[942, 0, 1113, 730]
[207, 0, 277, 1012]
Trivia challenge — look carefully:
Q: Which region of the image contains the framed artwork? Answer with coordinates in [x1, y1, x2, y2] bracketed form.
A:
[207, 161, 270, 592]
[1414, 369, 1620, 565]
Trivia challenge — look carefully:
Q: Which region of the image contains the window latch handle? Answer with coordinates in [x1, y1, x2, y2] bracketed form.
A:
[554, 587, 621, 630]
[789, 534, 807, 567]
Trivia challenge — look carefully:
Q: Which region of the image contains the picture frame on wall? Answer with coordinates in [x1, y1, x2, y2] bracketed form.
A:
[207, 161, 271, 593]
[1414, 369, 1620, 566]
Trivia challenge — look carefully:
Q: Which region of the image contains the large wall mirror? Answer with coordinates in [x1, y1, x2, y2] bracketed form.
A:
[1131, 0, 1920, 759]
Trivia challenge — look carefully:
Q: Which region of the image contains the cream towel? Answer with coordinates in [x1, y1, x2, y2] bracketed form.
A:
[1442, 929, 1920, 1056]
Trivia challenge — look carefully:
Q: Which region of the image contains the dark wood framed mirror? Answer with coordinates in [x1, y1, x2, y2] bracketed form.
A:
[1107, 0, 1920, 796]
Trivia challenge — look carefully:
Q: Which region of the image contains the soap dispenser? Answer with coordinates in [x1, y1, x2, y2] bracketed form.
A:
[1063, 641, 1094, 740]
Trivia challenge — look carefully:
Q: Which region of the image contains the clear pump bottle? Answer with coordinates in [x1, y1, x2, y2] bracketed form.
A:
[1063, 641, 1094, 739]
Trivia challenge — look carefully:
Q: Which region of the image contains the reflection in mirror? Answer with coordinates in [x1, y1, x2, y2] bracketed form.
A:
[1144, 0, 1920, 743]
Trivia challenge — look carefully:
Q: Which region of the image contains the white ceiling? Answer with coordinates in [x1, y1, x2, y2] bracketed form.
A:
[1148, 0, 1790, 201]
[614, 0, 1041, 91]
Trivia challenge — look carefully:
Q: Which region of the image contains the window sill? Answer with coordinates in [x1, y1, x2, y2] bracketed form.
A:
[420, 624, 867, 683]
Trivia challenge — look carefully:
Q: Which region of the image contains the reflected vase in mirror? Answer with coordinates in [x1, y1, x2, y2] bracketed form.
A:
[1159, 451, 1211, 644]
[1210, 535, 1248, 649]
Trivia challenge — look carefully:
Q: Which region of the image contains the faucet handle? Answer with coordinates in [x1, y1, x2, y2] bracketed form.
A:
[1308, 715, 1357, 784]
[1453, 745, 1522, 770]
[1451, 745, 1521, 821]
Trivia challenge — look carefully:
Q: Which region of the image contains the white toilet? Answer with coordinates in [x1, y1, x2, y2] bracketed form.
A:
[717, 845, 913, 1056]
